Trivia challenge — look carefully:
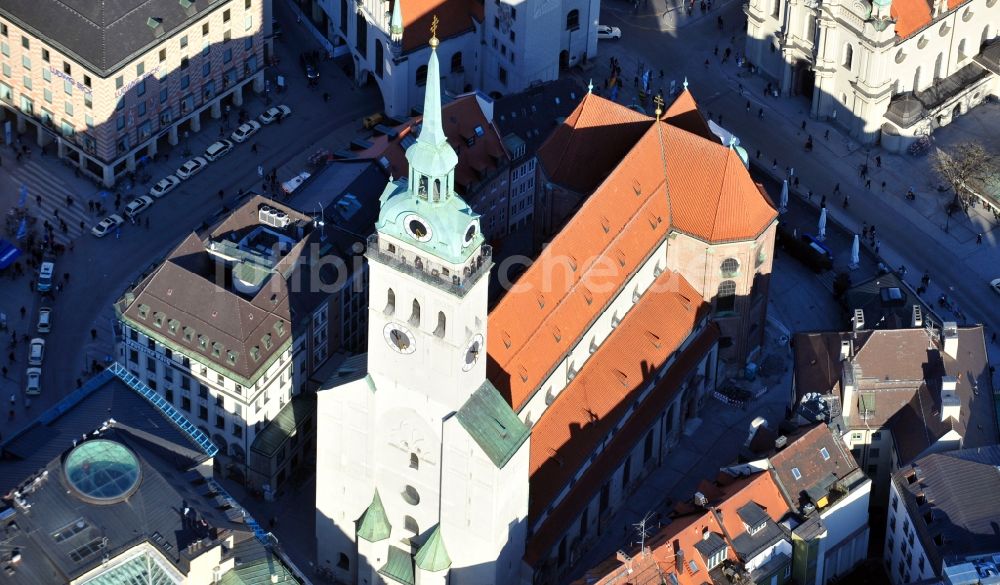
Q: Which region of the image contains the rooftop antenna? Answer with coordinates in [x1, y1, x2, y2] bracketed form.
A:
[633, 511, 655, 556]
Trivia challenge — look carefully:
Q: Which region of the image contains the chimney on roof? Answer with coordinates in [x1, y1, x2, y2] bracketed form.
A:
[852, 309, 865, 331]
[775, 435, 788, 450]
[912, 305, 923, 328]
[841, 359, 858, 420]
[940, 375, 960, 422]
[746, 416, 768, 447]
[942, 322, 958, 359]
[694, 492, 708, 507]
[840, 338, 852, 361]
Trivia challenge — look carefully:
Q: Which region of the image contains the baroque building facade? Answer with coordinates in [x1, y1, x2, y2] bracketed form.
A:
[744, 0, 1000, 151]
[318, 0, 599, 117]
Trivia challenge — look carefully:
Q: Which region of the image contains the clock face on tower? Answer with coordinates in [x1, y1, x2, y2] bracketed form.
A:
[463, 334, 484, 371]
[384, 323, 417, 354]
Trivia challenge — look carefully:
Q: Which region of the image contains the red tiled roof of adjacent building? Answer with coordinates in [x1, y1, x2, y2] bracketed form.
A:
[572, 471, 790, 585]
[395, 0, 483, 52]
[891, 0, 966, 39]
[488, 92, 776, 412]
[360, 94, 508, 197]
[525, 323, 720, 565]
[537, 92, 652, 194]
[527, 270, 709, 521]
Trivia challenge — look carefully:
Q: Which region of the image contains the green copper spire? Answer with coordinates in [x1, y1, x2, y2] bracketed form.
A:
[414, 524, 452, 572]
[416, 16, 447, 149]
[356, 489, 392, 542]
[390, 0, 404, 43]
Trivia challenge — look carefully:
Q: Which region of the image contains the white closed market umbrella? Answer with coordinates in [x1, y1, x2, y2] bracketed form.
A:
[818, 207, 827, 240]
[779, 180, 789, 213]
[850, 233, 860, 269]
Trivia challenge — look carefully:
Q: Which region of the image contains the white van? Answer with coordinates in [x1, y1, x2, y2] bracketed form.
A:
[204, 139, 234, 162]
[38, 261, 54, 292]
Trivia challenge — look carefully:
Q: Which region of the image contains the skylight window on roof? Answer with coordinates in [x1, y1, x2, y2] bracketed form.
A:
[183, 327, 195, 342]
[227, 350, 238, 365]
[167, 319, 180, 335]
[250, 346, 261, 361]
[274, 321, 285, 336]
[689, 560, 699, 574]
[153, 312, 164, 328]
[820, 447, 831, 461]
[791, 467, 802, 480]
[198, 335, 208, 350]
[52, 519, 89, 543]
[212, 342, 223, 358]
[69, 538, 105, 562]
[137, 304, 150, 319]
[554, 97, 561, 105]
[262, 333, 273, 350]
[474, 125, 485, 137]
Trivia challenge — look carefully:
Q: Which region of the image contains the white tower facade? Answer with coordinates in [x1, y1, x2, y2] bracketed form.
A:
[316, 22, 531, 585]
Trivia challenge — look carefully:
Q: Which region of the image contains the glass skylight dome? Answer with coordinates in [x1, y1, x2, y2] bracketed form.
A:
[64, 439, 142, 504]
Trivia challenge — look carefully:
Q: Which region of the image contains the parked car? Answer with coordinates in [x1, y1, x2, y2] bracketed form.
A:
[37, 261, 54, 292]
[25, 367, 41, 396]
[28, 338, 45, 366]
[231, 120, 262, 143]
[597, 25, 622, 39]
[91, 214, 124, 238]
[991, 278, 1000, 295]
[124, 195, 154, 220]
[176, 156, 208, 179]
[259, 105, 291, 124]
[204, 139, 234, 162]
[37, 307, 51, 334]
[149, 175, 181, 198]
[301, 54, 319, 84]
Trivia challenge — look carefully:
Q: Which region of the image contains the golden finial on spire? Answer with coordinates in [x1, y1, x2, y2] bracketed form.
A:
[429, 15, 440, 48]
[653, 94, 664, 120]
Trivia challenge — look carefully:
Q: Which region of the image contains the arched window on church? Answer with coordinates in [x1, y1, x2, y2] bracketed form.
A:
[410, 453, 419, 469]
[405, 516, 419, 535]
[410, 299, 421, 327]
[385, 288, 395, 315]
[716, 280, 737, 313]
[433, 179, 441, 202]
[842, 43, 853, 70]
[434, 311, 446, 337]
[418, 176, 428, 199]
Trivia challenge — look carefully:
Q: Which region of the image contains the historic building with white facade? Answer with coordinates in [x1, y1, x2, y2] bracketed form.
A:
[743, 0, 1000, 151]
[319, 0, 598, 117]
[315, 31, 530, 585]
[315, 43, 780, 581]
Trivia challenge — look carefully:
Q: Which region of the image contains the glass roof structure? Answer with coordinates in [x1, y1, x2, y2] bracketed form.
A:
[64, 440, 142, 503]
[79, 550, 181, 585]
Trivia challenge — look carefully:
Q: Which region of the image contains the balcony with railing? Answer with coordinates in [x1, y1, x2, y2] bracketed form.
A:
[366, 234, 492, 297]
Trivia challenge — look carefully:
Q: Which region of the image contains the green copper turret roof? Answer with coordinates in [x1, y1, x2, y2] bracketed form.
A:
[390, 0, 404, 39]
[414, 524, 452, 572]
[379, 546, 415, 585]
[356, 489, 392, 542]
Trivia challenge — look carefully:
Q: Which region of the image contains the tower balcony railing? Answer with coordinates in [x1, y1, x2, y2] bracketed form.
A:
[366, 234, 492, 297]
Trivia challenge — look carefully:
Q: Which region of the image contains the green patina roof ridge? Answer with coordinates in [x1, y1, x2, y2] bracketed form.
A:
[455, 380, 530, 468]
[378, 546, 415, 585]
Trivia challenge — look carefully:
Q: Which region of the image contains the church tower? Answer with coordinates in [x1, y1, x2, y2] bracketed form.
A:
[315, 17, 530, 585]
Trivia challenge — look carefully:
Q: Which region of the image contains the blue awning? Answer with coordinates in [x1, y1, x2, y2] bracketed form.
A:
[0, 239, 22, 270]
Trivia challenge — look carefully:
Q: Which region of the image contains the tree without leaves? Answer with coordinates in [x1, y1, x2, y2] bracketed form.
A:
[932, 142, 996, 210]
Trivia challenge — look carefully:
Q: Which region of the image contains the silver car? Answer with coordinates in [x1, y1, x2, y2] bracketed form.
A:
[176, 156, 208, 180]
[231, 120, 261, 143]
[149, 175, 181, 198]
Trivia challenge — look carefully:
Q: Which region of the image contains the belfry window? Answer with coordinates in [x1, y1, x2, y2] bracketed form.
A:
[385, 288, 396, 315]
[418, 176, 428, 199]
[410, 300, 421, 327]
[433, 179, 441, 201]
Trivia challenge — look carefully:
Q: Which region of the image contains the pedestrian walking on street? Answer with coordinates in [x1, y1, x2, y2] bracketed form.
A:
[881, 181, 886, 192]
[771, 158, 778, 171]
[79, 220, 85, 231]
[1, 366, 6, 379]
[801, 120, 806, 131]
[875, 238, 881, 253]
[977, 233, 983, 244]
[19, 306, 25, 319]
[865, 179, 872, 189]
[66, 195, 73, 207]
[755, 149, 761, 159]
[746, 100, 751, 112]
[824, 129, 830, 140]
[35, 194, 41, 207]
[91, 328, 97, 341]
[875, 155, 881, 168]
[251, 143, 258, 154]
[758, 107, 764, 119]
[145, 217, 150, 229]
[834, 183, 841, 195]
[218, 189, 224, 200]
[9, 394, 15, 408]
[843, 195, 850, 209]
[7, 352, 13, 365]
[820, 195, 827, 207]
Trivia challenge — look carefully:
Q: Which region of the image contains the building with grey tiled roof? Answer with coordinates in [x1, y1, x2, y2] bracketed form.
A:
[0, 366, 297, 584]
[885, 445, 1000, 585]
[791, 322, 997, 518]
[114, 195, 367, 493]
[0, 0, 270, 186]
